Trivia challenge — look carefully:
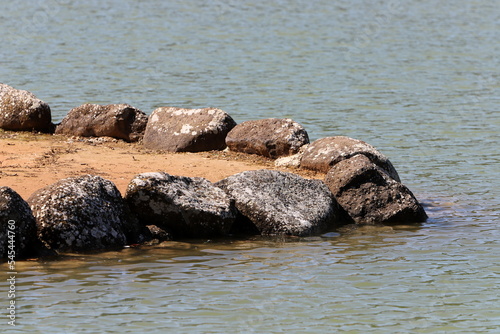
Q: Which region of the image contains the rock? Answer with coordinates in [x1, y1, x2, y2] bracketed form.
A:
[324, 155, 427, 225]
[55, 103, 148, 142]
[146, 225, 173, 242]
[300, 136, 401, 181]
[125, 172, 237, 238]
[27, 175, 148, 252]
[0, 83, 53, 132]
[143, 107, 236, 152]
[274, 144, 309, 168]
[226, 118, 309, 158]
[216, 169, 340, 236]
[0, 187, 53, 259]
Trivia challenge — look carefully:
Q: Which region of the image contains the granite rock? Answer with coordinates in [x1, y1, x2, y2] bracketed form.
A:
[226, 118, 309, 158]
[55, 103, 148, 142]
[125, 172, 237, 238]
[300, 136, 401, 181]
[143, 107, 236, 152]
[324, 155, 427, 224]
[0, 83, 53, 132]
[216, 169, 340, 236]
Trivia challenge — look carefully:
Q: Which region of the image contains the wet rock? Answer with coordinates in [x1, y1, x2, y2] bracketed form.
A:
[300, 136, 400, 181]
[226, 118, 309, 158]
[146, 225, 173, 242]
[0, 187, 53, 259]
[216, 169, 340, 236]
[27, 175, 146, 252]
[143, 107, 236, 152]
[324, 155, 427, 225]
[0, 83, 53, 132]
[125, 172, 237, 238]
[55, 103, 148, 142]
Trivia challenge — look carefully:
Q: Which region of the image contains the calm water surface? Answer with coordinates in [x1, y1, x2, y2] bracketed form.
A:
[1, 0, 499, 333]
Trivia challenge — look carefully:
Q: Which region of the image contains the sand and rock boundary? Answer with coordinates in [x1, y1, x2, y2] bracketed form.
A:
[1, 83, 427, 259]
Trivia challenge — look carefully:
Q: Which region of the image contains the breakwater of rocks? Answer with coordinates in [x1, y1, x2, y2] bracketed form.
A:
[0, 83, 427, 259]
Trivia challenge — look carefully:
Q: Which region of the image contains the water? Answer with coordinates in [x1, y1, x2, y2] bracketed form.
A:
[1, 0, 499, 332]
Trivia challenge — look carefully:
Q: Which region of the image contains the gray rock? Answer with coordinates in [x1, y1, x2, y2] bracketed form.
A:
[216, 169, 340, 236]
[226, 118, 309, 158]
[0, 83, 53, 132]
[0, 187, 53, 259]
[143, 107, 236, 152]
[300, 136, 401, 181]
[324, 155, 427, 225]
[55, 103, 148, 142]
[27, 175, 146, 252]
[125, 172, 237, 238]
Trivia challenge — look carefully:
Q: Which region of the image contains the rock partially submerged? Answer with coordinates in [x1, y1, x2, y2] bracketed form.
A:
[301, 136, 400, 181]
[216, 169, 340, 236]
[143, 107, 236, 152]
[28, 175, 148, 252]
[324, 155, 427, 225]
[55, 103, 148, 142]
[0, 83, 53, 132]
[0, 187, 53, 259]
[226, 118, 309, 158]
[125, 172, 237, 238]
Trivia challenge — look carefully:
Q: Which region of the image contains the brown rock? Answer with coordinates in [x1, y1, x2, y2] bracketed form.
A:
[300, 136, 400, 181]
[324, 155, 427, 225]
[0, 83, 53, 132]
[143, 107, 236, 152]
[225, 118, 309, 158]
[55, 103, 148, 142]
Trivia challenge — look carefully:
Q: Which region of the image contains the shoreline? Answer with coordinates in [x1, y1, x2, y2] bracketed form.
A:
[0, 130, 323, 200]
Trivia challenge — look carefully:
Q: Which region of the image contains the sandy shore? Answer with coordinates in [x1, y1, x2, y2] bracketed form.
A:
[0, 130, 322, 200]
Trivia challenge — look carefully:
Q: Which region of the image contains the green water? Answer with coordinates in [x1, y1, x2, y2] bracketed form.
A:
[1, 0, 499, 332]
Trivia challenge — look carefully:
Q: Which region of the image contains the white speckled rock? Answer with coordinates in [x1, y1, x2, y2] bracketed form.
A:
[125, 172, 237, 238]
[300, 136, 401, 181]
[0, 187, 53, 259]
[216, 169, 340, 236]
[324, 155, 427, 224]
[143, 107, 236, 152]
[0, 83, 53, 132]
[55, 103, 148, 142]
[27, 175, 146, 252]
[226, 118, 309, 158]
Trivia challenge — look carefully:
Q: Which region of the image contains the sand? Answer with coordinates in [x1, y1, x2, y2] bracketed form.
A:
[0, 130, 322, 200]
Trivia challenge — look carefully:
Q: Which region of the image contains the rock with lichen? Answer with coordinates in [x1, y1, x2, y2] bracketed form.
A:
[55, 103, 148, 142]
[216, 169, 341, 236]
[300, 136, 400, 181]
[0, 187, 53, 259]
[142, 107, 236, 152]
[0, 83, 53, 132]
[324, 155, 427, 225]
[125, 172, 237, 238]
[27, 175, 149, 252]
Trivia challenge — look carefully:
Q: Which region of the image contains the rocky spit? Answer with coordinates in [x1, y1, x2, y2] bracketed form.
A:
[0, 83, 427, 259]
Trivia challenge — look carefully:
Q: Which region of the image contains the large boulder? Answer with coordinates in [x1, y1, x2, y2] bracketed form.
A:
[143, 107, 236, 152]
[27, 175, 149, 252]
[125, 172, 237, 238]
[0, 83, 53, 132]
[55, 103, 148, 142]
[0, 187, 53, 259]
[324, 155, 427, 225]
[300, 136, 400, 181]
[225, 118, 309, 158]
[216, 169, 340, 236]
